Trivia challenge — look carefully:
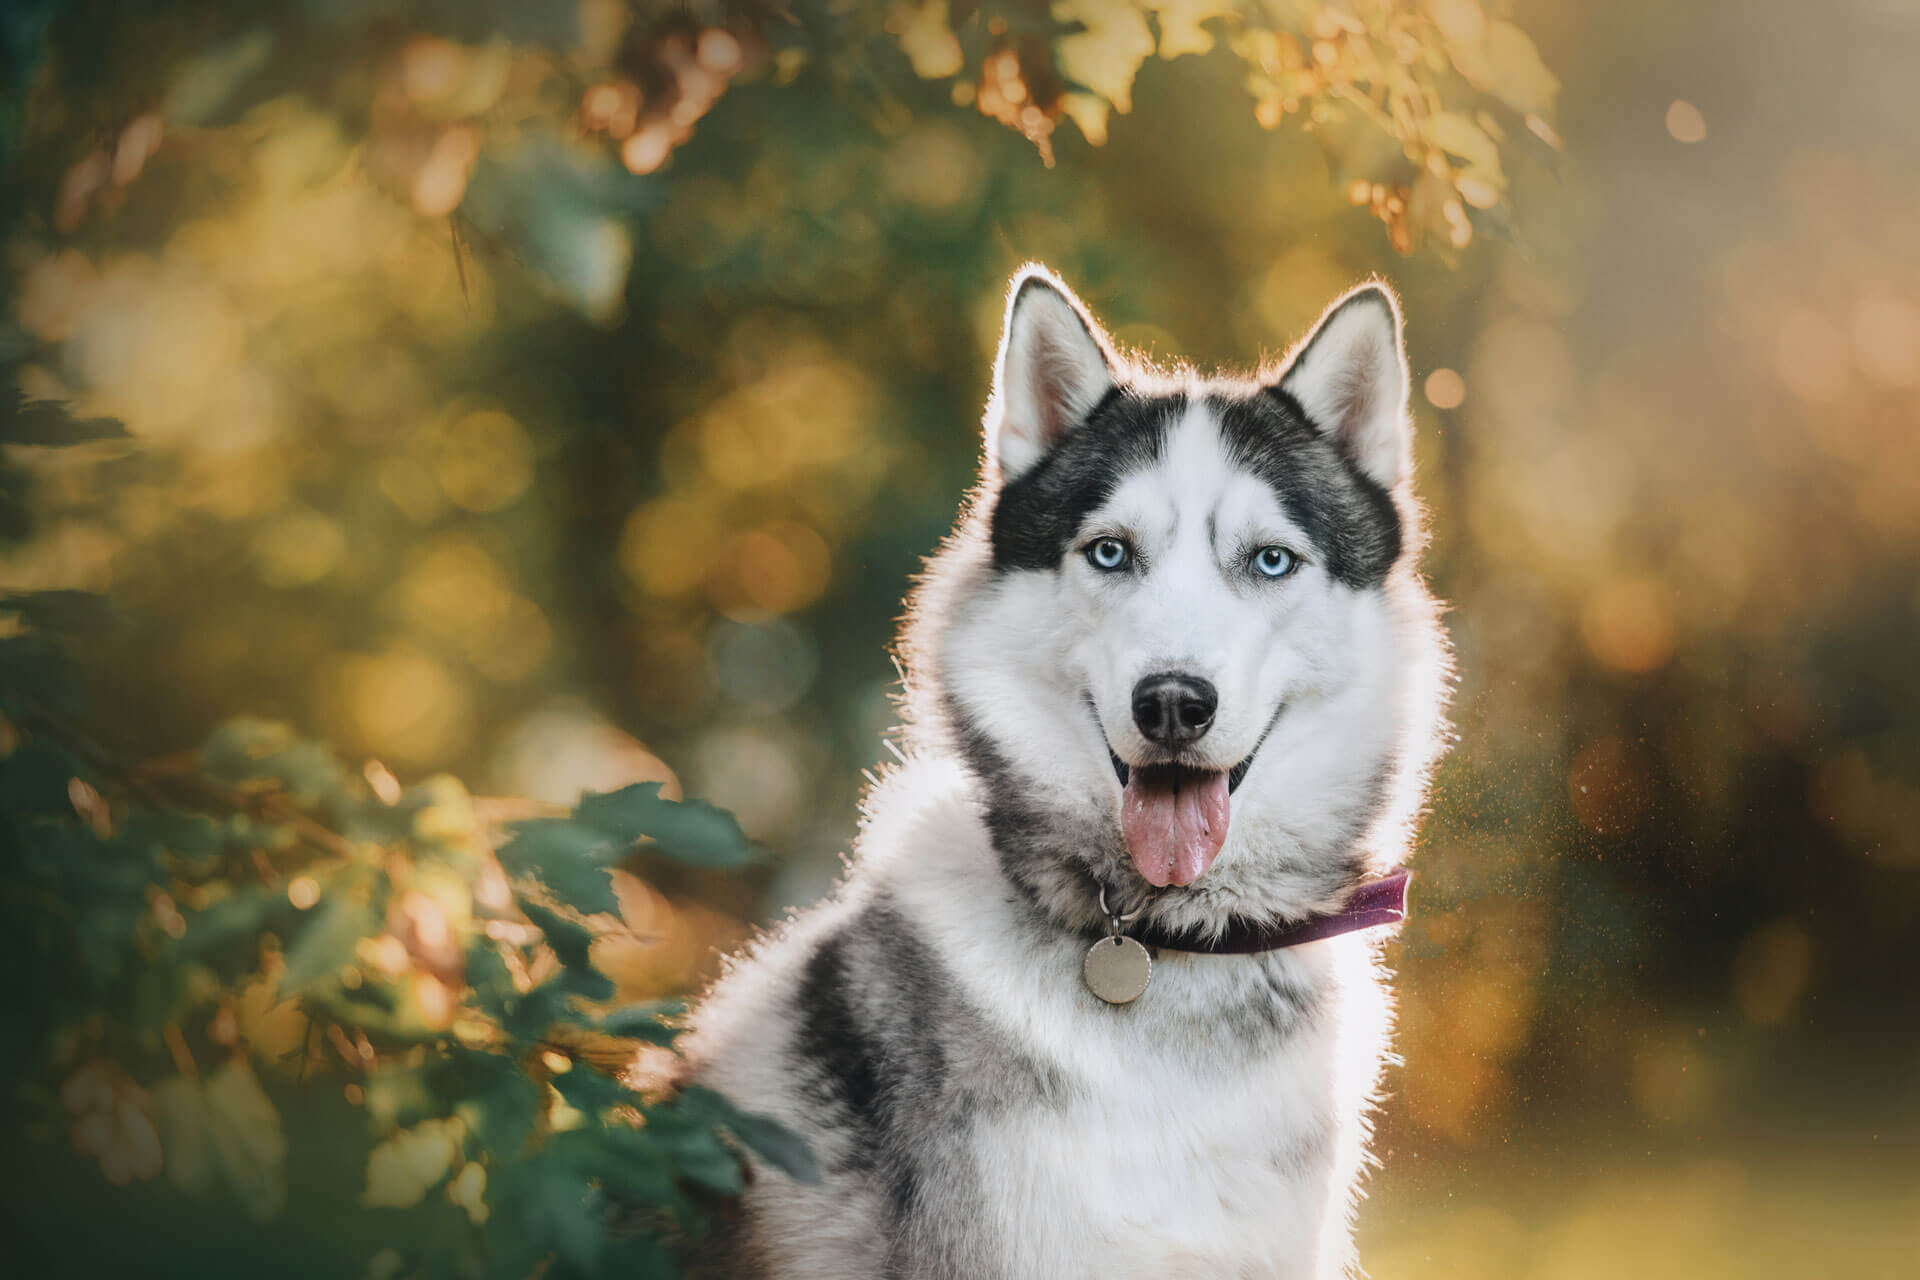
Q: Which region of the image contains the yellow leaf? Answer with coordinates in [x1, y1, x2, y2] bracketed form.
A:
[153, 1076, 217, 1196]
[1061, 92, 1112, 146]
[893, 0, 964, 80]
[205, 1060, 288, 1219]
[1427, 0, 1487, 46]
[364, 1117, 464, 1209]
[448, 1159, 489, 1224]
[236, 977, 307, 1059]
[110, 1098, 164, 1183]
[1456, 174, 1502, 209]
[1426, 111, 1503, 178]
[410, 773, 477, 847]
[1480, 21, 1559, 115]
[1055, 1, 1156, 113]
[1150, 0, 1229, 59]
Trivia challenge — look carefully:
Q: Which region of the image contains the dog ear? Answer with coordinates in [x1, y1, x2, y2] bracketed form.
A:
[1273, 284, 1411, 489]
[985, 266, 1118, 482]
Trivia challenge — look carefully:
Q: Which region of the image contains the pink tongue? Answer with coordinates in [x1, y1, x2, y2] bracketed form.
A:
[1120, 770, 1230, 887]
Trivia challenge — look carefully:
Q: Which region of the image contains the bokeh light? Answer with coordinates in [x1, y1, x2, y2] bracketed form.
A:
[1666, 98, 1709, 142]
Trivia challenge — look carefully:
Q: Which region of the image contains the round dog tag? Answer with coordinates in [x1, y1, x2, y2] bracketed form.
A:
[1083, 935, 1151, 1004]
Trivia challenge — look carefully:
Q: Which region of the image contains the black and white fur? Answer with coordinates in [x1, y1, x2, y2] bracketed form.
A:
[679, 266, 1450, 1278]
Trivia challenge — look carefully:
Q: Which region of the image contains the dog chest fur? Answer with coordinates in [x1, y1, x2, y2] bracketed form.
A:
[682, 759, 1392, 1279]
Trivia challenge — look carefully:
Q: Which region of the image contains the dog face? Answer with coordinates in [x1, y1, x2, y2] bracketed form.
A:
[914, 267, 1445, 927]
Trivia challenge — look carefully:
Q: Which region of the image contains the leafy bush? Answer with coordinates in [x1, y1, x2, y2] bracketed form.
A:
[0, 389, 807, 1274]
[2, 663, 812, 1276]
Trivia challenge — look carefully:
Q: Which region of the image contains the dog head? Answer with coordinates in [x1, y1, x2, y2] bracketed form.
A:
[903, 266, 1449, 932]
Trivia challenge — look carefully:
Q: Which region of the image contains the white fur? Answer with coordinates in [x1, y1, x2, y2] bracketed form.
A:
[941, 398, 1432, 927]
[692, 756, 1393, 1278]
[1278, 285, 1411, 489]
[878, 761, 1390, 1279]
[987, 266, 1119, 482]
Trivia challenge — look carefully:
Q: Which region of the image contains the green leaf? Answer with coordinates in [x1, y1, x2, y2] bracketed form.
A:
[443, 1048, 542, 1157]
[129, 962, 190, 1033]
[497, 819, 622, 914]
[466, 1075, 542, 1161]
[125, 810, 225, 861]
[679, 1086, 819, 1185]
[519, 898, 594, 970]
[599, 1235, 678, 1280]
[599, 999, 685, 1047]
[498, 818, 616, 869]
[550, 1061, 631, 1115]
[162, 29, 275, 126]
[545, 1177, 607, 1273]
[543, 861, 621, 916]
[0, 634, 82, 708]
[502, 981, 574, 1045]
[466, 939, 517, 1019]
[279, 890, 372, 994]
[0, 395, 129, 446]
[174, 886, 279, 961]
[558, 964, 615, 1004]
[0, 739, 91, 819]
[663, 1127, 744, 1196]
[516, 896, 617, 1003]
[573, 783, 755, 869]
[557, 1126, 678, 1206]
[200, 718, 353, 809]
[0, 590, 116, 631]
[461, 135, 657, 322]
[489, 1153, 608, 1277]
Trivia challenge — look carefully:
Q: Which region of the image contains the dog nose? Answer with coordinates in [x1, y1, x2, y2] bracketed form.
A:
[1131, 674, 1217, 749]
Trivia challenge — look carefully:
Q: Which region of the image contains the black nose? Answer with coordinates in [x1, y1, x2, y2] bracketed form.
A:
[1131, 674, 1217, 749]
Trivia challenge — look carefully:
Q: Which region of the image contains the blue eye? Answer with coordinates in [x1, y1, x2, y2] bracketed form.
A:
[1085, 537, 1132, 572]
[1252, 545, 1299, 579]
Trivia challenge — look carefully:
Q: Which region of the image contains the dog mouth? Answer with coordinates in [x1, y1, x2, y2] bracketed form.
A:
[1107, 750, 1259, 794]
[1098, 705, 1282, 889]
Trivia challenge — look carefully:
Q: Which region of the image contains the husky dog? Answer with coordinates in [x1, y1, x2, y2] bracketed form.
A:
[679, 266, 1450, 1279]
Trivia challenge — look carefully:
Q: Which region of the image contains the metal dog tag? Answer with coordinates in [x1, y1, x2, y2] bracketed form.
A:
[1083, 935, 1151, 1004]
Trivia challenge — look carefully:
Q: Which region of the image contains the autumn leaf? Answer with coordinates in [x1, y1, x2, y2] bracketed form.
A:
[1055, 1, 1156, 114]
[894, 0, 965, 79]
[153, 1063, 289, 1219]
[1061, 91, 1112, 145]
[1150, 0, 1230, 58]
[1426, 111, 1505, 178]
[152, 1075, 218, 1196]
[364, 1116, 465, 1209]
[1449, 20, 1561, 116]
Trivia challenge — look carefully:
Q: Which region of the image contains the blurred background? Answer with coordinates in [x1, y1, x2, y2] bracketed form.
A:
[3, 0, 1918, 1275]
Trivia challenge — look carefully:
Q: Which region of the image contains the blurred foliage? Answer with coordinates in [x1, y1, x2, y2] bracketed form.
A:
[5, 0, 1920, 1275]
[0, 252, 803, 1273]
[6, 0, 1560, 290]
[0, 644, 811, 1275]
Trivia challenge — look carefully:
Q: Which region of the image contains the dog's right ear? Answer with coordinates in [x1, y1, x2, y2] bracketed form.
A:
[985, 266, 1117, 482]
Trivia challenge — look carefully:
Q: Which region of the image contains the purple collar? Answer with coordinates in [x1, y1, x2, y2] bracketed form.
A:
[1132, 869, 1412, 955]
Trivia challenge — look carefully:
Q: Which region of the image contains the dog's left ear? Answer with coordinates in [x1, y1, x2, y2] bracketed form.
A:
[1273, 284, 1411, 489]
[985, 266, 1119, 482]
